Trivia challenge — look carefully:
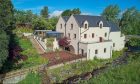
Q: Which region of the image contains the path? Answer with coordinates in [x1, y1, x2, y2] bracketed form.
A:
[29, 36, 45, 54]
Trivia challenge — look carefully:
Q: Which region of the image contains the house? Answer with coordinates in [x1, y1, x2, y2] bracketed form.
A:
[56, 15, 125, 59]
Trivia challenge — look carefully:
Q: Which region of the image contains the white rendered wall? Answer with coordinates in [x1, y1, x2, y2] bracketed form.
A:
[80, 27, 110, 43]
[79, 41, 113, 60]
[109, 32, 125, 51]
[56, 16, 66, 36]
[66, 15, 80, 54]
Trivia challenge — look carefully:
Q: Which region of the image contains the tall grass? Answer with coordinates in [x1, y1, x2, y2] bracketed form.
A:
[79, 53, 140, 84]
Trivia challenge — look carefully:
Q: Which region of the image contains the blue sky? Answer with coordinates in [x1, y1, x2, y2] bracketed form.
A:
[12, 0, 140, 17]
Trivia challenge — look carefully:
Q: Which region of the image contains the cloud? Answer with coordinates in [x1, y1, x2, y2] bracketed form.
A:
[50, 10, 63, 18]
[23, 6, 43, 11]
[81, 12, 93, 15]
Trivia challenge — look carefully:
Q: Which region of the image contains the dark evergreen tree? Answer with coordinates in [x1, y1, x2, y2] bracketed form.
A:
[40, 6, 49, 19]
[0, 0, 14, 70]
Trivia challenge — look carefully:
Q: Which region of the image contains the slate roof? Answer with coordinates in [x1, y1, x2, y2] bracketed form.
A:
[62, 16, 70, 22]
[108, 21, 120, 32]
[73, 15, 109, 27]
[61, 15, 120, 32]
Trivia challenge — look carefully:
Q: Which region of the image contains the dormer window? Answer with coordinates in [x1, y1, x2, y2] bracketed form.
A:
[71, 24, 73, 29]
[99, 21, 103, 28]
[85, 24, 88, 29]
[84, 20, 88, 29]
[60, 24, 62, 29]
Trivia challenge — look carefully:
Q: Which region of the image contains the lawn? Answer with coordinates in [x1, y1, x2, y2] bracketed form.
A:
[17, 36, 48, 68]
[79, 52, 140, 84]
[18, 72, 41, 84]
[47, 50, 123, 83]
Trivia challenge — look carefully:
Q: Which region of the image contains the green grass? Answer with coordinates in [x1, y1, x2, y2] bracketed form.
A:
[18, 72, 41, 84]
[47, 50, 124, 83]
[79, 53, 140, 84]
[18, 37, 48, 68]
[48, 59, 111, 83]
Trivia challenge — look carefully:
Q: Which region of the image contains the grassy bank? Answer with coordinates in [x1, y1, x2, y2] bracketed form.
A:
[79, 52, 140, 84]
[48, 50, 123, 83]
[18, 72, 41, 84]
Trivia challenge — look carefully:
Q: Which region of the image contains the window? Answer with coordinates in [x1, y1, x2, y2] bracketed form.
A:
[74, 34, 76, 39]
[85, 24, 88, 29]
[60, 24, 62, 29]
[105, 33, 107, 37]
[84, 34, 87, 38]
[95, 49, 98, 54]
[104, 48, 106, 53]
[99, 37, 103, 42]
[68, 33, 70, 38]
[39, 31, 41, 34]
[113, 43, 115, 47]
[99, 23, 103, 28]
[71, 24, 73, 29]
[92, 33, 94, 38]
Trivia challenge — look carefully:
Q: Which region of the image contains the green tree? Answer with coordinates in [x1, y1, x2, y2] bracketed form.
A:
[0, 0, 15, 32]
[0, 29, 9, 70]
[119, 7, 140, 35]
[14, 10, 35, 24]
[72, 8, 81, 15]
[40, 6, 49, 19]
[61, 9, 72, 16]
[32, 17, 48, 30]
[61, 8, 81, 16]
[46, 17, 58, 30]
[0, 0, 14, 70]
[102, 5, 120, 24]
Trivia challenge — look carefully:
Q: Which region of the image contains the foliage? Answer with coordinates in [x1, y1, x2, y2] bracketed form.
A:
[32, 17, 48, 30]
[79, 53, 140, 84]
[0, 34, 48, 73]
[0, 0, 14, 70]
[102, 5, 120, 24]
[14, 10, 36, 24]
[119, 7, 140, 35]
[0, 29, 9, 70]
[61, 8, 81, 16]
[0, 0, 15, 32]
[48, 59, 111, 83]
[112, 50, 123, 59]
[41, 6, 49, 19]
[13, 27, 33, 34]
[128, 37, 140, 46]
[58, 37, 70, 48]
[18, 72, 41, 84]
[46, 17, 58, 30]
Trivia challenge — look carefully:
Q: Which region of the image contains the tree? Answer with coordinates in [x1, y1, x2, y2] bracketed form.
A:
[61, 8, 81, 16]
[58, 37, 70, 49]
[72, 8, 81, 15]
[61, 9, 72, 16]
[102, 5, 120, 24]
[0, 30, 9, 70]
[32, 17, 48, 30]
[119, 7, 140, 35]
[40, 6, 49, 19]
[0, 0, 15, 32]
[46, 17, 58, 30]
[0, 0, 14, 70]
[14, 10, 36, 24]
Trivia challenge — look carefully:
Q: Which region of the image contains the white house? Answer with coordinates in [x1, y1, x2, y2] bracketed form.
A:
[56, 15, 125, 60]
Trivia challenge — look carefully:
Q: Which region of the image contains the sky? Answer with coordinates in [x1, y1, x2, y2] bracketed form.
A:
[12, 0, 140, 17]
